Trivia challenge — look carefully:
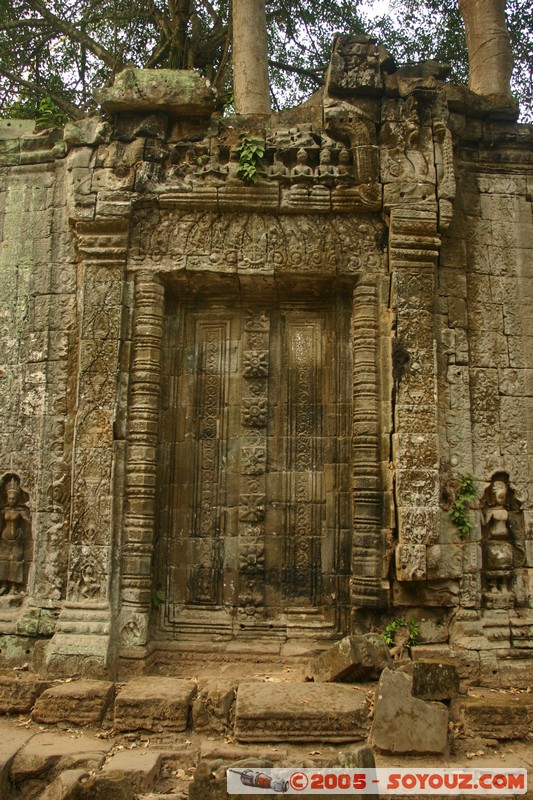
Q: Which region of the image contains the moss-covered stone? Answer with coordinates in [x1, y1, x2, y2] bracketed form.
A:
[94, 68, 217, 117]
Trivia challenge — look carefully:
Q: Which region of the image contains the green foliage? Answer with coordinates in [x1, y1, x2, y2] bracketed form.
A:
[447, 472, 477, 539]
[364, 0, 533, 122]
[35, 97, 68, 129]
[236, 134, 265, 184]
[152, 583, 166, 609]
[0, 1, 531, 121]
[382, 616, 420, 649]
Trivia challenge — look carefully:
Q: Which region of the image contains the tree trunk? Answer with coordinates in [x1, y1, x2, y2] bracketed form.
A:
[458, 0, 514, 97]
[232, 0, 271, 114]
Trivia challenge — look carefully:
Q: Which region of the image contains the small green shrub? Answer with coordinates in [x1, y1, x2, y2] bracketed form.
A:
[447, 472, 477, 539]
[236, 134, 265, 184]
[382, 616, 420, 649]
[35, 97, 68, 130]
[152, 583, 166, 609]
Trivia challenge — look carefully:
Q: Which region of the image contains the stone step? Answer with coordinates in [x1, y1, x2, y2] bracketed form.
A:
[0, 674, 50, 714]
[450, 688, 533, 739]
[114, 677, 197, 733]
[32, 679, 114, 726]
[0, 721, 34, 798]
[102, 748, 162, 791]
[234, 681, 370, 742]
[9, 729, 112, 786]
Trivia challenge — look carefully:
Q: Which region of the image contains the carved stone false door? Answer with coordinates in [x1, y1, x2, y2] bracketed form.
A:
[156, 294, 351, 640]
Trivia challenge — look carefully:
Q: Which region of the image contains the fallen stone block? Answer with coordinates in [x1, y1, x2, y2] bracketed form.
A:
[450, 688, 533, 739]
[335, 743, 376, 769]
[371, 668, 448, 754]
[410, 660, 460, 700]
[74, 774, 134, 800]
[189, 758, 273, 800]
[0, 721, 34, 797]
[0, 674, 49, 713]
[308, 633, 392, 682]
[334, 745, 378, 800]
[235, 682, 370, 742]
[102, 749, 161, 790]
[94, 68, 217, 117]
[37, 768, 88, 800]
[192, 678, 236, 734]
[10, 731, 111, 784]
[32, 680, 114, 726]
[114, 677, 196, 732]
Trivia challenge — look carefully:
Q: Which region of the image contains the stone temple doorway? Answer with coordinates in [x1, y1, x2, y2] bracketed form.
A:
[154, 279, 353, 642]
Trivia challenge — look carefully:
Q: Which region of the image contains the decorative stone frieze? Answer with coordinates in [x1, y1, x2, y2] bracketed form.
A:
[1, 44, 532, 678]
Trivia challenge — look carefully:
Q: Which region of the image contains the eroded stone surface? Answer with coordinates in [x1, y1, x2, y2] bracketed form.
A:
[10, 731, 111, 783]
[308, 634, 392, 682]
[450, 688, 533, 739]
[235, 682, 370, 742]
[0, 721, 34, 797]
[94, 68, 217, 116]
[32, 680, 114, 726]
[0, 675, 49, 713]
[410, 660, 460, 700]
[114, 677, 196, 732]
[371, 668, 448, 754]
[102, 749, 161, 790]
[37, 768, 88, 800]
[192, 678, 236, 734]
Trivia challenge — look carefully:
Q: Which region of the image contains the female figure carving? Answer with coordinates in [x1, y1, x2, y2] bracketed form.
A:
[0, 475, 30, 595]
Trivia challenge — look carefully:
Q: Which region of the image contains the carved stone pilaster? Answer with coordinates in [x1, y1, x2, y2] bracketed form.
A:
[119, 270, 164, 647]
[389, 208, 441, 582]
[350, 278, 385, 607]
[238, 311, 269, 624]
[45, 219, 129, 676]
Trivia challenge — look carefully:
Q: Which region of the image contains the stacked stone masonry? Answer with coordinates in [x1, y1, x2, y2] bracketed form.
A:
[0, 34, 532, 679]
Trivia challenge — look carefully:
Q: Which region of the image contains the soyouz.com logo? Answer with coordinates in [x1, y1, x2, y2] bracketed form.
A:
[226, 767, 527, 795]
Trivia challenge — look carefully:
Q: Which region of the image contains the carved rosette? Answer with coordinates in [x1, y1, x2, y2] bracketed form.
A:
[120, 270, 164, 645]
[238, 311, 270, 620]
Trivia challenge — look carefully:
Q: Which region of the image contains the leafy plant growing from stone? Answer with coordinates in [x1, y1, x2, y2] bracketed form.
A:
[236, 134, 265, 184]
[447, 472, 477, 539]
[152, 583, 166, 609]
[35, 97, 69, 130]
[382, 616, 420, 656]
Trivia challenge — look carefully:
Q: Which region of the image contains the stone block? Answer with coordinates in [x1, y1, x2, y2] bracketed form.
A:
[32, 680, 114, 726]
[189, 758, 273, 800]
[371, 669, 448, 754]
[307, 633, 392, 682]
[114, 677, 196, 732]
[410, 660, 460, 700]
[335, 743, 376, 769]
[0, 722, 34, 798]
[37, 769, 87, 800]
[235, 682, 370, 742]
[102, 749, 161, 790]
[450, 689, 533, 739]
[64, 118, 110, 146]
[10, 731, 111, 783]
[74, 774, 135, 800]
[94, 68, 216, 117]
[192, 678, 236, 733]
[498, 658, 533, 688]
[0, 675, 50, 713]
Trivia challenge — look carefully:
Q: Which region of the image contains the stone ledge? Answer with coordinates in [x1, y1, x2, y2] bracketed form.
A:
[114, 677, 197, 733]
[32, 680, 115, 726]
[235, 681, 370, 742]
